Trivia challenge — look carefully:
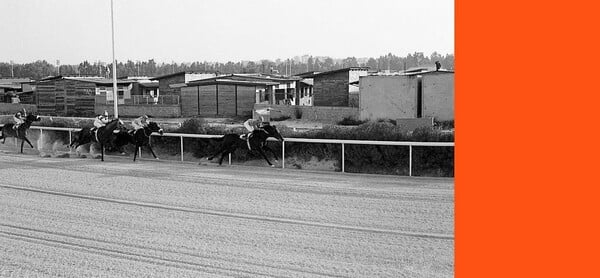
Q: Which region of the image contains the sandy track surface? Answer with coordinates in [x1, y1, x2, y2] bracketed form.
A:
[0, 153, 454, 277]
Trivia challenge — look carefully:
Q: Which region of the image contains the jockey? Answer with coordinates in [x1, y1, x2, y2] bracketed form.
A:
[13, 108, 27, 130]
[241, 108, 280, 149]
[243, 108, 279, 134]
[93, 110, 110, 131]
[131, 115, 149, 132]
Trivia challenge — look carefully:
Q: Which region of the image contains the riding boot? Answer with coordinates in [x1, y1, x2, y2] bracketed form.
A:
[246, 133, 253, 151]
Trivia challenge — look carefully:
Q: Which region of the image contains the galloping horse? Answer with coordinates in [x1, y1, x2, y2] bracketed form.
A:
[126, 121, 164, 162]
[69, 118, 124, 161]
[70, 124, 128, 154]
[0, 113, 41, 153]
[207, 124, 284, 167]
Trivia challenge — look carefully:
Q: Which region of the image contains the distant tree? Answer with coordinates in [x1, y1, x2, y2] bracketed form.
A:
[1, 52, 454, 79]
[342, 57, 359, 67]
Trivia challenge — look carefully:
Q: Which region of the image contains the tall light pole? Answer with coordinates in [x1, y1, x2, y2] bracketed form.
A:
[110, 0, 119, 118]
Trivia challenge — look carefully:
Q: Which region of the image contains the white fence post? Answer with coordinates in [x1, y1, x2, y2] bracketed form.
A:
[282, 141, 285, 169]
[409, 145, 413, 177]
[39, 129, 43, 151]
[341, 143, 345, 173]
[180, 136, 184, 162]
[68, 130, 72, 153]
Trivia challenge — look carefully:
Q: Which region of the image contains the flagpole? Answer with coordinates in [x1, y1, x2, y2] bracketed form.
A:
[110, 0, 119, 118]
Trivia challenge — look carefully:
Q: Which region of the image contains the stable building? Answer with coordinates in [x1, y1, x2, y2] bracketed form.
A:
[150, 71, 217, 96]
[180, 75, 279, 117]
[359, 70, 454, 122]
[303, 67, 369, 107]
[35, 76, 134, 116]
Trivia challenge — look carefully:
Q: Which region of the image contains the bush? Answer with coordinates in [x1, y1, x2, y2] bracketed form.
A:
[284, 121, 454, 177]
[434, 120, 454, 130]
[337, 116, 366, 126]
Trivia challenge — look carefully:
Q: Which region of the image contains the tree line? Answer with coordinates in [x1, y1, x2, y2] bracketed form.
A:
[0, 52, 454, 80]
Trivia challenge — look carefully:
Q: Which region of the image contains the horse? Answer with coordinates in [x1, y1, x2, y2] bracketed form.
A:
[68, 118, 124, 161]
[0, 113, 41, 153]
[69, 125, 128, 153]
[125, 121, 164, 162]
[206, 124, 284, 167]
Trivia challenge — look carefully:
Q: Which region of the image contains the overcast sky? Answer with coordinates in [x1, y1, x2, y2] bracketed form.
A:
[1, 0, 454, 64]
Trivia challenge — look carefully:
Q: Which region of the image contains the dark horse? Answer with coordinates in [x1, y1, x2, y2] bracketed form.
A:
[69, 118, 123, 161]
[118, 121, 164, 162]
[0, 113, 41, 153]
[207, 124, 284, 167]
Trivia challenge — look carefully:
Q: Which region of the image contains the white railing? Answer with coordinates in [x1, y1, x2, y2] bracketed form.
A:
[131, 95, 180, 105]
[2, 125, 454, 176]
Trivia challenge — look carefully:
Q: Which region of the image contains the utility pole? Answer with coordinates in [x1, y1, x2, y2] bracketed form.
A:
[110, 0, 119, 118]
[10, 60, 14, 78]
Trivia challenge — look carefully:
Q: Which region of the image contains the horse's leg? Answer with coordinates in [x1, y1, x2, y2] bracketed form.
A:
[133, 144, 139, 162]
[101, 144, 105, 161]
[207, 144, 225, 161]
[23, 137, 34, 148]
[20, 139, 25, 153]
[256, 148, 274, 167]
[218, 150, 228, 165]
[263, 145, 279, 162]
[147, 145, 158, 159]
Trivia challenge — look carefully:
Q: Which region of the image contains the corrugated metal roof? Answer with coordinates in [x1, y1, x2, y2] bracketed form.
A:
[64, 77, 134, 85]
[311, 67, 370, 78]
[139, 82, 159, 88]
[149, 71, 218, 80]
[294, 71, 321, 78]
[187, 77, 279, 87]
[0, 78, 32, 84]
[0, 84, 22, 89]
[229, 74, 299, 82]
[402, 69, 454, 76]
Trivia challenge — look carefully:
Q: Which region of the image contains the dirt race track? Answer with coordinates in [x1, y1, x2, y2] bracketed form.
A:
[0, 151, 454, 277]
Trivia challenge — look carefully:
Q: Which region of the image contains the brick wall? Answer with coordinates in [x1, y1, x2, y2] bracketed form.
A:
[254, 104, 358, 124]
[313, 70, 349, 107]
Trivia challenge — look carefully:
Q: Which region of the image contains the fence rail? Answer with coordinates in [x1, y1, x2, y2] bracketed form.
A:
[1, 125, 454, 176]
[130, 95, 180, 105]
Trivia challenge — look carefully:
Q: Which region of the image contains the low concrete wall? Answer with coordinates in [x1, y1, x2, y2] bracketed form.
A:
[0, 103, 37, 115]
[95, 104, 181, 118]
[395, 117, 434, 131]
[254, 104, 359, 124]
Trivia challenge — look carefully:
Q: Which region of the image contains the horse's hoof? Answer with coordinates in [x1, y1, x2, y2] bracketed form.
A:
[270, 164, 275, 168]
[155, 158, 159, 160]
